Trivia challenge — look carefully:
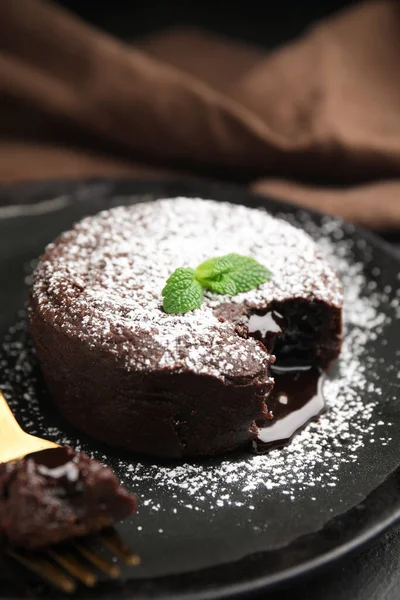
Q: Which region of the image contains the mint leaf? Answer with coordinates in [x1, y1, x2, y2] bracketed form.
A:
[195, 253, 272, 295]
[162, 267, 204, 314]
[162, 255, 272, 314]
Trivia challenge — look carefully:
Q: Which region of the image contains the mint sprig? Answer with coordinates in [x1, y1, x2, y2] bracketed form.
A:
[162, 254, 272, 314]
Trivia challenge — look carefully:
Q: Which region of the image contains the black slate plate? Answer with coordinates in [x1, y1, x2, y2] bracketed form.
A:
[0, 178, 400, 600]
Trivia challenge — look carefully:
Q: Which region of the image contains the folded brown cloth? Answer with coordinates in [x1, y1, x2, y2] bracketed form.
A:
[0, 0, 400, 230]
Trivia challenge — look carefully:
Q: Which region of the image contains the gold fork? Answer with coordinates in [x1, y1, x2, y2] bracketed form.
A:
[0, 390, 140, 593]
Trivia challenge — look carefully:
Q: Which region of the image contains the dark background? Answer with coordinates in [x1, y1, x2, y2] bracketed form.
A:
[56, 0, 358, 46]
[44, 2, 400, 599]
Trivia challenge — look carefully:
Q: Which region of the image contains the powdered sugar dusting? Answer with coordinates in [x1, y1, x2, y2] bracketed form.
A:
[30, 198, 342, 380]
[114, 273, 393, 506]
[1, 206, 398, 526]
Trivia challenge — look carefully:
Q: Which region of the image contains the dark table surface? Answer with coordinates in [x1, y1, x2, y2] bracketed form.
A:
[255, 524, 400, 600]
[21, 3, 400, 598]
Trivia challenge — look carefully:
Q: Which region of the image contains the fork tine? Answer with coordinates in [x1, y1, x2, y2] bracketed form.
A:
[7, 549, 76, 593]
[72, 542, 121, 578]
[48, 549, 97, 587]
[100, 529, 141, 566]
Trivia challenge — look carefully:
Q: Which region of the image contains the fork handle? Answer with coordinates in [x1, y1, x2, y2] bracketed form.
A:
[0, 390, 23, 434]
[0, 390, 58, 462]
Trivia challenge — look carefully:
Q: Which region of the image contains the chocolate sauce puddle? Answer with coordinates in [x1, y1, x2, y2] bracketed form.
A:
[247, 310, 326, 454]
[254, 365, 325, 454]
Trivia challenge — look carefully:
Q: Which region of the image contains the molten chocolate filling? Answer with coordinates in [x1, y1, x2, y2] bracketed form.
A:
[248, 310, 325, 453]
[27, 447, 83, 491]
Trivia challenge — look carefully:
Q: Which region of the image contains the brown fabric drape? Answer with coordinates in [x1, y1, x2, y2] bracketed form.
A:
[0, 0, 400, 229]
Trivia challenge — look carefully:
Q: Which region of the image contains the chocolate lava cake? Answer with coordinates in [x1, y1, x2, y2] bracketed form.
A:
[0, 447, 136, 549]
[28, 198, 343, 458]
